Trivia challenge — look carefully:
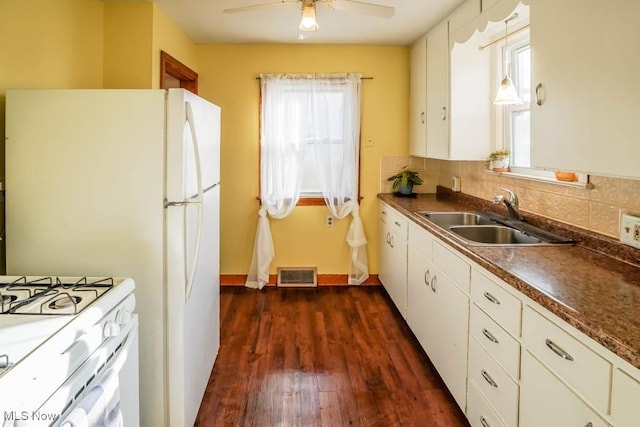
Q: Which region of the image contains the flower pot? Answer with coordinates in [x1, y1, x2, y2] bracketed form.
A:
[398, 182, 414, 195]
[491, 156, 510, 172]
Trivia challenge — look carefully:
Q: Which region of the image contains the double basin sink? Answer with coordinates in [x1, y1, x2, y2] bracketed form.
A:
[417, 211, 575, 247]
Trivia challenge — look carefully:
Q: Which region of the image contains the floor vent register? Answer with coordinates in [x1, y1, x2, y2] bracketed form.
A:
[277, 267, 318, 287]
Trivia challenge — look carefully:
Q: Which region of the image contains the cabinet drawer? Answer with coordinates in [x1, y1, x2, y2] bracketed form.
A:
[522, 306, 611, 414]
[470, 305, 520, 380]
[520, 351, 609, 427]
[469, 338, 519, 427]
[379, 203, 407, 240]
[433, 240, 470, 293]
[408, 222, 432, 259]
[471, 270, 521, 337]
[467, 381, 508, 427]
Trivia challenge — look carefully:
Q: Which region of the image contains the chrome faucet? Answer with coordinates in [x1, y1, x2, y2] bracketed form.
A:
[492, 187, 520, 220]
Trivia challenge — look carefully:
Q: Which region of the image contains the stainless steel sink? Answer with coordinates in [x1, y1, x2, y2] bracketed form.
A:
[417, 211, 495, 228]
[449, 225, 544, 246]
[417, 210, 574, 247]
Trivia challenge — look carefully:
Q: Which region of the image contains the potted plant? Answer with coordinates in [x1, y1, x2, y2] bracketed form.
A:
[387, 166, 424, 195]
[487, 149, 510, 172]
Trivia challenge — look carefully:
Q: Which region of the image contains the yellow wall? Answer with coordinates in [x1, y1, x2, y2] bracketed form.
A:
[0, 0, 104, 173]
[197, 44, 409, 275]
[103, 2, 198, 89]
[103, 2, 154, 89]
[152, 4, 199, 88]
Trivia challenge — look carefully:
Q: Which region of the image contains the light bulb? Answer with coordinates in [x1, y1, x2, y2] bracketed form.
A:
[494, 75, 520, 105]
[299, 4, 318, 32]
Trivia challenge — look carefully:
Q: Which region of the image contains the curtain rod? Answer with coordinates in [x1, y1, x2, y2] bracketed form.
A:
[255, 76, 373, 80]
[479, 24, 530, 51]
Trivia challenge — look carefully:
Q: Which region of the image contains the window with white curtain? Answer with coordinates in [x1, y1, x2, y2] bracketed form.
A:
[260, 75, 360, 203]
[246, 74, 368, 289]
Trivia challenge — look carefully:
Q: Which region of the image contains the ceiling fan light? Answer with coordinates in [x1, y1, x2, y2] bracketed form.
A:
[494, 75, 520, 105]
[299, 4, 319, 31]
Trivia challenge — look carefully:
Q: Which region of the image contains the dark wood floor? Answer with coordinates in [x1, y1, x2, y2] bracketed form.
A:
[196, 286, 469, 426]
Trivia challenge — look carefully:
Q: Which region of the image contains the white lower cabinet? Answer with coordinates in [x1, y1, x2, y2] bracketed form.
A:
[378, 203, 408, 317]
[379, 206, 640, 427]
[427, 262, 470, 410]
[520, 351, 609, 427]
[407, 222, 469, 412]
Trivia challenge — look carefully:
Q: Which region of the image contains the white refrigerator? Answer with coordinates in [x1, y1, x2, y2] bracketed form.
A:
[5, 88, 220, 427]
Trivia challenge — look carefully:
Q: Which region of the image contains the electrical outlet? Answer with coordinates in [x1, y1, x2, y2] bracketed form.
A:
[620, 214, 640, 249]
[326, 215, 334, 227]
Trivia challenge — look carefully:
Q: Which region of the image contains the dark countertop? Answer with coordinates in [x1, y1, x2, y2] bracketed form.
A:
[378, 192, 640, 370]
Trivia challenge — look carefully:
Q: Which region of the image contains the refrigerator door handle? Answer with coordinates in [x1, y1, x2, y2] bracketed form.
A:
[164, 196, 201, 208]
[184, 101, 205, 301]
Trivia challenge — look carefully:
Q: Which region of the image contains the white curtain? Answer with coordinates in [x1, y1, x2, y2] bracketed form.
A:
[245, 73, 368, 289]
[310, 74, 368, 284]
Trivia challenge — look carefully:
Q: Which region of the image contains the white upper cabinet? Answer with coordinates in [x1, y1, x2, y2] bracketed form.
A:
[425, 19, 451, 159]
[409, 36, 427, 157]
[530, 0, 640, 178]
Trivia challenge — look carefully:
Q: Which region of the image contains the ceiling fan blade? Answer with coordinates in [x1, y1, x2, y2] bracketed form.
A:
[329, 0, 395, 18]
[223, 0, 299, 14]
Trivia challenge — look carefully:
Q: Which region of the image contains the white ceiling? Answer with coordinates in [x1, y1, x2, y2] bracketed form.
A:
[149, 0, 467, 45]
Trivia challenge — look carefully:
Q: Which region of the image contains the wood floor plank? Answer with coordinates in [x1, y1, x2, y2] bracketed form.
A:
[196, 286, 469, 426]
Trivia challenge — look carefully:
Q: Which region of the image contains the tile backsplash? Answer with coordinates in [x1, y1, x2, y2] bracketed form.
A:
[380, 156, 640, 238]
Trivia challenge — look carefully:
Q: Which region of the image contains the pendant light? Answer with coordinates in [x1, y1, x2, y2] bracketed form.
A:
[299, 0, 319, 32]
[494, 14, 519, 105]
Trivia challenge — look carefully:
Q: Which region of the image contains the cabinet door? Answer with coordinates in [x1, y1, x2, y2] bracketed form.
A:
[428, 264, 470, 411]
[611, 368, 640, 427]
[378, 218, 392, 289]
[410, 36, 427, 157]
[379, 219, 407, 317]
[520, 352, 609, 427]
[407, 245, 433, 353]
[426, 19, 450, 159]
[530, 0, 640, 178]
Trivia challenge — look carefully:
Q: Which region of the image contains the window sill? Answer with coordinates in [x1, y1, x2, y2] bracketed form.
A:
[484, 170, 595, 189]
[255, 196, 363, 206]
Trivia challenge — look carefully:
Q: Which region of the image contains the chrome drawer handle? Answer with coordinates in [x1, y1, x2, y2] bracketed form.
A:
[389, 235, 394, 249]
[386, 232, 391, 245]
[545, 339, 574, 361]
[483, 292, 501, 305]
[424, 269, 430, 286]
[382, 210, 387, 215]
[480, 416, 491, 427]
[481, 369, 498, 388]
[482, 328, 499, 344]
[585, 423, 593, 427]
[430, 275, 437, 293]
[394, 221, 401, 227]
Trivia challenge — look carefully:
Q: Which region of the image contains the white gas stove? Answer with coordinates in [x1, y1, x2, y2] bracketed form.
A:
[0, 276, 139, 426]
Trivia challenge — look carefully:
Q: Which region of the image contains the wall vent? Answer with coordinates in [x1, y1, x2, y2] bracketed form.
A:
[277, 267, 317, 287]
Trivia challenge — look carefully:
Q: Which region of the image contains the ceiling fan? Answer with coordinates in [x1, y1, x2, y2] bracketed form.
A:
[223, 0, 395, 31]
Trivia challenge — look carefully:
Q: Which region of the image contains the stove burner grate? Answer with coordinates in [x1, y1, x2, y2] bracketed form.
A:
[0, 276, 115, 315]
[47, 294, 81, 311]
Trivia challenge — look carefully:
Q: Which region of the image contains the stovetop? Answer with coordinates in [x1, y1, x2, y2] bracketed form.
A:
[0, 276, 135, 377]
[0, 276, 114, 315]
